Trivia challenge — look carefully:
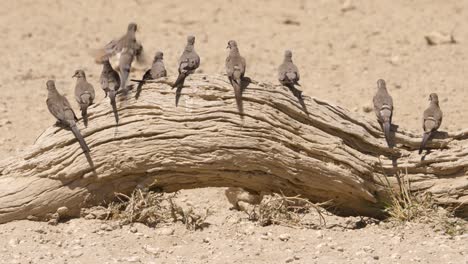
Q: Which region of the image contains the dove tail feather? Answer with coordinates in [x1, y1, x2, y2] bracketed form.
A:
[175, 86, 183, 107]
[232, 81, 243, 114]
[109, 90, 119, 124]
[172, 72, 187, 89]
[71, 124, 90, 154]
[383, 122, 391, 147]
[81, 107, 88, 127]
[419, 132, 431, 154]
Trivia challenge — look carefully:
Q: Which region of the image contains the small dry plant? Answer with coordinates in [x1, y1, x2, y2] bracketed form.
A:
[107, 189, 211, 230]
[378, 161, 465, 236]
[245, 192, 329, 228]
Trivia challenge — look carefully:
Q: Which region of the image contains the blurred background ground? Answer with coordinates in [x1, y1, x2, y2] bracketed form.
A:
[0, 0, 466, 263]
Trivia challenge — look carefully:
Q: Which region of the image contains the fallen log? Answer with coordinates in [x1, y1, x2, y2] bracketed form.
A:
[0, 74, 466, 223]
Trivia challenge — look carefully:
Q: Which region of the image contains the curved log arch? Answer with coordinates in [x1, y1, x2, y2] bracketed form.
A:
[0, 74, 466, 223]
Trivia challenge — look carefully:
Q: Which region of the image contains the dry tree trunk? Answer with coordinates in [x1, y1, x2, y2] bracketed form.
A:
[0, 74, 466, 224]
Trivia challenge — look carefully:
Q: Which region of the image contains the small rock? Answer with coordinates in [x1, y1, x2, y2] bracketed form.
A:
[122, 256, 141, 263]
[341, 0, 355, 12]
[100, 224, 112, 232]
[373, 255, 380, 260]
[143, 245, 160, 255]
[285, 257, 294, 263]
[56, 207, 69, 218]
[70, 251, 83, 258]
[279, 233, 290, 241]
[315, 231, 323, 239]
[84, 214, 96, 220]
[130, 227, 138, 233]
[337, 246, 344, 252]
[260, 235, 269, 240]
[202, 238, 210, 243]
[425, 31, 456, 46]
[9, 238, 20, 247]
[157, 227, 174, 236]
[362, 246, 374, 253]
[362, 105, 373, 113]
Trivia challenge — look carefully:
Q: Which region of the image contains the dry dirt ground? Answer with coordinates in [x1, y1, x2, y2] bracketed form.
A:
[0, 0, 467, 263]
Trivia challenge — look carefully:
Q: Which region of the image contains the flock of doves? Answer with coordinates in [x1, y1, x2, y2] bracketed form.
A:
[45, 23, 443, 168]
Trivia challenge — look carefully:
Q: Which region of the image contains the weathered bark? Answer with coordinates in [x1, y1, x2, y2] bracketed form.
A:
[0, 74, 466, 224]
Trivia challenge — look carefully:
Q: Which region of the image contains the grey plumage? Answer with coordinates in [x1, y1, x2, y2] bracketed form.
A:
[134, 51, 167, 99]
[372, 79, 393, 147]
[95, 23, 143, 64]
[278, 50, 307, 113]
[73, 70, 95, 128]
[100, 59, 121, 124]
[278, 50, 301, 89]
[46, 80, 93, 166]
[119, 47, 135, 95]
[225, 40, 246, 114]
[419, 93, 443, 154]
[172, 36, 200, 106]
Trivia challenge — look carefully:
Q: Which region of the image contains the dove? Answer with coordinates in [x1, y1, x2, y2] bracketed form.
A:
[46, 80, 93, 166]
[278, 50, 307, 113]
[372, 79, 393, 147]
[73, 70, 95, 127]
[172, 35, 200, 106]
[134, 51, 167, 99]
[419, 93, 443, 154]
[225, 40, 246, 113]
[278, 50, 301, 90]
[94, 23, 143, 63]
[100, 59, 121, 124]
[119, 47, 135, 95]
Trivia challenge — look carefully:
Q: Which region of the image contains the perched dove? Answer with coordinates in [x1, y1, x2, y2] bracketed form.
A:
[73, 70, 95, 127]
[172, 35, 200, 106]
[278, 50, 301, 90]
[419, 93, 443, 154]
[134, 51, 167, 99]
[372, 79, 393, 147]
[100, 59, 121, 124]
[119, 47, 135, 95]
[278, 50, 307, 113]
[46, 80, 93, 166]
[225, 40, 246, 113]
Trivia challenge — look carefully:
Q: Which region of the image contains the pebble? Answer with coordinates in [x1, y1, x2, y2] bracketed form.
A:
[279, 233, 290, 241]
[122, 256, 141, 263]
[143, 245, 160, 255]
[56, 206, 69, 218]
[100, 224, 113, 232]
[341, 0, 355, 12]
[9, 238, 20, 247]
[157, 227, 175, 236]
[203, 238, 210, 243]
[315, 231, 323, 239]
[130, 227, 138, 233]
[285, 257, 294, 263]
[362, 246, 374, 253]
[337, 246, 344, 252]
[70, 251, 83, 258]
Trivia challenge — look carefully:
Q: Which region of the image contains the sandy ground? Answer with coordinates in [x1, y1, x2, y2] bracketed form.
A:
[0, 0, 467, 263]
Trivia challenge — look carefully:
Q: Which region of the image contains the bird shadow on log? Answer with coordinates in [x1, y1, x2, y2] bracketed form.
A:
[420, 131, 449, 161]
